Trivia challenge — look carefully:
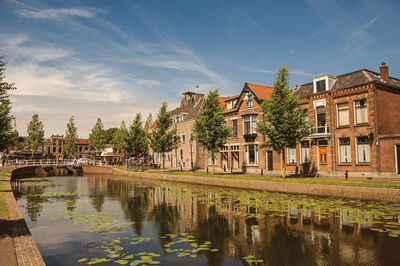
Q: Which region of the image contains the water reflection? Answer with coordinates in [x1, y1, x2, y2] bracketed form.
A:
[13, 175, 400, 265]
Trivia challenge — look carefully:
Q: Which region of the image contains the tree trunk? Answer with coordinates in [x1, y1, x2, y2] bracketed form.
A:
[162, 152, 165, 171]
[212, 155, 215, 175]
[282, 148, 286, 178]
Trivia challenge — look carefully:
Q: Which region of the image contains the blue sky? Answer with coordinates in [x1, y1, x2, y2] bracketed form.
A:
[1, 0, 400, 137]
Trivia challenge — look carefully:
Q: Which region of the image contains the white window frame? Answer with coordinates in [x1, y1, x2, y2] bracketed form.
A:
[182, 132, 186, 144]
[247, 93, 253, 109]
[244, 144, 258, 165]
[231, 119, 238, 138]
[338, 138, 351, 164]
[337, 102, 349, 127]
[300, 141, 310, 164]
[243, 115, 257, 135]
[356, 136, 370, 164]
[287, 147, 297, 165]
[207, 153, 218, 165]
[354, 99, 368, 125]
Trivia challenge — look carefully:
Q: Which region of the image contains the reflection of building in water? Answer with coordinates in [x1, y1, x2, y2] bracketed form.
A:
[86, 177, 396, 265]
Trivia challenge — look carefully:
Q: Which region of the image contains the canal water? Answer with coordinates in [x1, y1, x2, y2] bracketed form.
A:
[12, 175, 400, 266]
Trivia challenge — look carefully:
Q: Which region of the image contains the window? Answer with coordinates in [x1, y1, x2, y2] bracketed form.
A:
[316, 106, 326, 133]
[232, 119, 238, 138]
[180, 149, 183, 160]
[244, 144, 258, 165]
[356, 136, 370, 163]
[181, 113, 187, 121]
[79, 147, 82, 152]
[303, 109, 309, 121]
[182, 132, 185, 143]
[316, 80, 326, 93]
[355, 100, 368, 124]
[182, 162, 186, 168]
[339, 138, 351, 164]
[337, 103, 349, 127]
[243, 115, 257, 135]
[300, 141, 310, 164]
[247, 93, 253, 108]
[177, 133, 180, 143]
[208, 154, 218, 165]
[287, 147, 296, 165]
[53, 147, 56, 153]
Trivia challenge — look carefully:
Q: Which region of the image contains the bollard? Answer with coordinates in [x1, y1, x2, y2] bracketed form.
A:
[345, 170, 348, 180]
[261, 168, 263, 176]
[231, 167, 233, 174]
[207, 167, 208, 174]
[224, 165, 226, 172]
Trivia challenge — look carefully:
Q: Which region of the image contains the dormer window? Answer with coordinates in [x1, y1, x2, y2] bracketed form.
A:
[174, 115, 180, 124]
[316, 80, 326, 93]
[181, 113, 187, 121]
[313, 75, 337, 94]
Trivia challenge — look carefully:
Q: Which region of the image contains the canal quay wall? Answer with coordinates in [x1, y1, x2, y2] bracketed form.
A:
[1, 170, 45, 266]
[112, 168, 400, 202]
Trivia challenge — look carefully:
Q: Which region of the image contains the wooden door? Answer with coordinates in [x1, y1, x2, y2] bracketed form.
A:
[319, 146, 328, 171]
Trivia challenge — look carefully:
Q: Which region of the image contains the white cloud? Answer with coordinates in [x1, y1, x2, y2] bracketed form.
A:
[17, 7, 99, 20]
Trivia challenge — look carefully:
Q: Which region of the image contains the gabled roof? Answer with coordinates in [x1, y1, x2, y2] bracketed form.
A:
[294, 68, 400, 98]
[170, 97, 204, 123]
[247, 83, 274, 101]
[224, 94, 240, 101]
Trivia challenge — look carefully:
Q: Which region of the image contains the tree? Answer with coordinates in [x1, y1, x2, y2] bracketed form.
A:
[104, 127, 118, 144]
[64, 116, 78, 158]
[89, 118, 106, 154]
[193, 89, 230, 174]
[257, 66, 312, 178]
[112, 121, 128, 156]
[143, 113, 153, 155]
[150, 102, 179, 170]
[26, 114, 44, 158]
[0, 56, 18, 153]
[126, 113, 147, 158]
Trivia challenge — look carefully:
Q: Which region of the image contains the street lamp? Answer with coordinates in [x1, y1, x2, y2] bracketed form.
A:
[190, 131, 194, 172]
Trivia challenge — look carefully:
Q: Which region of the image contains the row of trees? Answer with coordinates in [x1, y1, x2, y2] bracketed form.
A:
[1, 52, 310, 177]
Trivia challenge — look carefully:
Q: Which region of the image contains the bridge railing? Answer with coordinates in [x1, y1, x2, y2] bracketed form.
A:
[5, 159, 109, 168]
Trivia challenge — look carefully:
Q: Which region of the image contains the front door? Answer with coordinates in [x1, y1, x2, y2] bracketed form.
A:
[266, 151, 273, 171]
[396, 145, 400, 174]
[318, 146, 328, 171]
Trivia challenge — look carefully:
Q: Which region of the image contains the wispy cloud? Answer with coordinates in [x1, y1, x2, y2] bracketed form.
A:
[306, 0, 382, 56]
[17, 7, 99, 20]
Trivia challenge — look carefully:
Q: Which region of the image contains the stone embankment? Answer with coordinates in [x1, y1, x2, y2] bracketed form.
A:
[112, 168, 400, 202]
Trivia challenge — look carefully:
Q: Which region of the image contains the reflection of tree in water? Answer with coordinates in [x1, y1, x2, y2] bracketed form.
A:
[260, 219, 316, 266]
[25, 186, 45, 222]
[122, 187, 149, 235]
[195, 205, 232, 266]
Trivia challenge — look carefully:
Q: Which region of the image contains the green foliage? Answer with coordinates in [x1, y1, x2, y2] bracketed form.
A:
[89, 118, 106, 151]
[126, 113, 148, 157]
[26, 113, 44, 153]
[64, 116, 78, 158]
[193, 89, 230, 173]
[143, 113, 153, 152]
[112, 121, 128, 152]
[150, 102, 179, 169]
[257, 66, 311, 177]
[0, 56, 18, 152]
[104, 127, 118, 144]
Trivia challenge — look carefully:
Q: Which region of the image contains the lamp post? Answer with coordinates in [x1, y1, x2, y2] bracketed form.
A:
[190, 132, 194, 172]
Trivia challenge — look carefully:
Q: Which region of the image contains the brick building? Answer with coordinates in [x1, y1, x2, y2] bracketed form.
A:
[152, 63, 400, 176]
[153, 91, 207, 170]
[75, 138, 89, 158]
[289, 62, 400, 176]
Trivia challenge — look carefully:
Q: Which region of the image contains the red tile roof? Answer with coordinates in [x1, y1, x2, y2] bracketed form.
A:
[77, 138, 88, 144]
[218, 97, 229, 111]
[224, 94, 240, 101]
[247, 83, 274, 100]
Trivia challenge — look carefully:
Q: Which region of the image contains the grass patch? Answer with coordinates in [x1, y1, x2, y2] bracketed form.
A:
[115, 166, 140, 172]
[0, 169, 9, 216]
[146, 170, 400, 189]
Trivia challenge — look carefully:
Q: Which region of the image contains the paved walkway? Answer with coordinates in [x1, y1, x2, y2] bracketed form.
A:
[0, 172, 45, 266]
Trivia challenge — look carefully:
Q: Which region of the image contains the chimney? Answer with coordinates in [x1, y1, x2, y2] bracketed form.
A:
[380, 62, 389, 83]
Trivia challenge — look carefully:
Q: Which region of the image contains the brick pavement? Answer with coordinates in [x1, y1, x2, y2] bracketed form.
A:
[1, 172, 45, 266]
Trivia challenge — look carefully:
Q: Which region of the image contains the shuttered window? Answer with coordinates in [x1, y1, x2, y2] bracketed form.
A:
[337, 103, 349, 127]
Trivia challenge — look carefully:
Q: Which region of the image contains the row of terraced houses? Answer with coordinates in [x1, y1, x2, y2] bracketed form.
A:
[152, 62, 400, 177]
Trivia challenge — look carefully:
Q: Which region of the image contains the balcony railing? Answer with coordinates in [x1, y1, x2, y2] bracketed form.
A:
[310, 125, 330, 137]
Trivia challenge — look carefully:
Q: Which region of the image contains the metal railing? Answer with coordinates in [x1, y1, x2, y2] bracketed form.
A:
[312, 125, 329, 135]
[4, 159, 108, 168]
